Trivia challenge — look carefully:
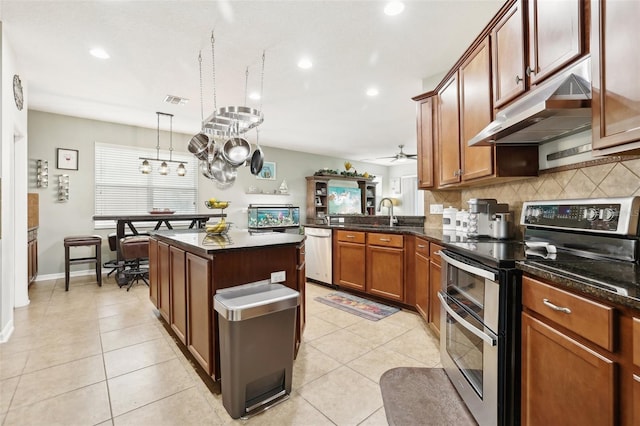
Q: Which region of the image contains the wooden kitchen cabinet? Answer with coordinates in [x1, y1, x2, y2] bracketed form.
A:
[414, 237, 430, 320]
[170, 246, 187, 345]
[428, 243, 442, 336]
[460, 36, 494, 181]
[157, 240, 171, 323]
[438, 72, 461, 186]
[296, 242, 306, 353]
[634, 318, 640, 425]
[366, 233, 404, 302]
[416, 95, 435, 189]
[334, 230, 366, 291]
[492, 0, 526, 108]
[28, 229, 38, 284]
[591, 0, 640, 154]
[148, 237, 158, 307]
[527, 0, 585, 86]
[186, 252, 213, 375]
[307, 176, 376, 223]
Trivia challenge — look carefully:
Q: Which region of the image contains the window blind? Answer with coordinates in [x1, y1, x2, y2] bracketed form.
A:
[95, 142, 198, 227]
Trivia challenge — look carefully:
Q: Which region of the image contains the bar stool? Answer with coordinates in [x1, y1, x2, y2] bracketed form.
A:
[120, 235, 150, 291]
[103, 233, 119, 278]
[64, 235, 102, 291]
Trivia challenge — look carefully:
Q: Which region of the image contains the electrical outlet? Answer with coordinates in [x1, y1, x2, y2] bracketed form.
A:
[271, 271, 286, 283]
[338, 217, 344, 223]
[430, 204, 444, 214]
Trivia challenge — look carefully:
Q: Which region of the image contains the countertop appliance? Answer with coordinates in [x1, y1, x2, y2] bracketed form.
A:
[467, 198, 510, 238]
[304, 227, 332, 286]
[438, 196, 640, 426]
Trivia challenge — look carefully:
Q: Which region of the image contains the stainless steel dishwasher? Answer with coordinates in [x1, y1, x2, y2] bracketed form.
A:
[304, 227, 332, 285]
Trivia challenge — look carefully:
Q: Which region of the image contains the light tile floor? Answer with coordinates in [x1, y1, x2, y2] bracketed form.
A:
[0, 275, 441, 425]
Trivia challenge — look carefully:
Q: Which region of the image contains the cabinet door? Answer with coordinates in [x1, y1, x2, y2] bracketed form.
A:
[415, 250, 429, 321]
[336, 241, 366, 291]
[429, 259, 441, 336]
[170, 246, 187, 345]
[367, 245, 404, 302]
[296, 243, 306, 356]
[492, 0, 526, 108]
[158, 241, 171, 323]
[521, 312, 615, 426]
[591, 0, 640, 151]
[634, 375, 640, 426]
[528, 0, 584, 85]
[438, 72, 461, 186]
[186, 252, 213, 375]
[417, 96, 435, 189]
[148, 238, 158, 307]
[460, 36, 494, 181]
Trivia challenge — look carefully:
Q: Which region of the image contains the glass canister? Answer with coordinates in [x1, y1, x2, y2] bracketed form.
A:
[442, 206, 458, 231]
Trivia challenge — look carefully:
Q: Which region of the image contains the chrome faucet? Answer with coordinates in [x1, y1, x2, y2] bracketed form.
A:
[378, 197, 398, 226]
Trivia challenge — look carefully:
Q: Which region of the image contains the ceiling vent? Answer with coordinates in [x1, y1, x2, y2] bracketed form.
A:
[163, 95, 189, 105]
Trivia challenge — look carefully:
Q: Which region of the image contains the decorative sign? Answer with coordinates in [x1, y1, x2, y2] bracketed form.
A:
[57, 148, 79, 170]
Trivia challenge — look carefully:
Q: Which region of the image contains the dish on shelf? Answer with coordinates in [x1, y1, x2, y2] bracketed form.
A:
[148, 209, 175, 215]
[205, 200, 230, 209]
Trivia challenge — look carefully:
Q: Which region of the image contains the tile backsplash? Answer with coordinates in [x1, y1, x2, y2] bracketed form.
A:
[423, 158, 640, 237]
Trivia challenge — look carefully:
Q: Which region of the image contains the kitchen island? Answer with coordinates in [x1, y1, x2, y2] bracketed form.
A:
[148, 229, 306, 380]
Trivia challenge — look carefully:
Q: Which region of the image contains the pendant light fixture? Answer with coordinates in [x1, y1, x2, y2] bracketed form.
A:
[139, 112, 186, 176]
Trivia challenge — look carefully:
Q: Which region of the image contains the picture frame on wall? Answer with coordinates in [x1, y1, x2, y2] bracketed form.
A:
[56, 148, 79, 170]
[256, 161, 276, 180]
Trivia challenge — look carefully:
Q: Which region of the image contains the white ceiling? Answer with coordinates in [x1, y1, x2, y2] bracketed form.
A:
[1, 0, 504, 165]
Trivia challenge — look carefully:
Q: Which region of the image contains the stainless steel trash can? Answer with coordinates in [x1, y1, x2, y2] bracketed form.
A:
[214, 280, 300, 419]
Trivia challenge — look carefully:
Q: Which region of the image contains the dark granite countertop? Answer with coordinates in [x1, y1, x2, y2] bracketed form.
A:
[304, 222, 444, 243]
[151, 229, 305, 256]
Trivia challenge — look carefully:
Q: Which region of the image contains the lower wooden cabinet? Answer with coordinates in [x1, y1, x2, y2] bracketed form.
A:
[521, 312, 615, 425]
[148, 237, 158, 307]
[27, 228, 38, 284]
[186, 252, 213, 375]
[429, 244, 442, 335]
[296, 242, 306, 354]
[415, 238, 430, 321]
[366, 233, 404, 302]
[157, 241, 171, 323]
[634, 318, 640, 425]
[334, 230, 366, 291]
[169, 246, 187, 345]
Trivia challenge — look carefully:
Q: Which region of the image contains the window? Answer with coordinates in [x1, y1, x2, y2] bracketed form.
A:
[95, 142, 198, 227]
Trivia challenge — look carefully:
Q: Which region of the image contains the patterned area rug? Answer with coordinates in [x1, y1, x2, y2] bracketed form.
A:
[314, 291, 400, 321]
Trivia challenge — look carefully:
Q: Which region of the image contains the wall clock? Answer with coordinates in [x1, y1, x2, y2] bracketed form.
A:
[13, 74, 24, 111]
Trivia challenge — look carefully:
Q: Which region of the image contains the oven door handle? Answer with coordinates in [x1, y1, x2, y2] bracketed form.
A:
[437, 291, 498, 346]
[437, 250, 497, 282]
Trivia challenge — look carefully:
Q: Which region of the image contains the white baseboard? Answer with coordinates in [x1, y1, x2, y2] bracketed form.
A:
[0, 319, 15, 343]
[35, 268, 104, 282]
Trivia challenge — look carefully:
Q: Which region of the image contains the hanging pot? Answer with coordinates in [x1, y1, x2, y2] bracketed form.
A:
[209, 153, 237, 185]
[222, 137, 251, 167]
[188, 132, 211, 161]
[250, 128, 264, 175]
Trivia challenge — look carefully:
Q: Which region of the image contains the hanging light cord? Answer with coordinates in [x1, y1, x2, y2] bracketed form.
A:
[156, 112, 161, 160]
[259, 50, 266, 113]
[198, 51, 204, 123]
[211, 31, 217, 113]
[169, 114, 173, 161]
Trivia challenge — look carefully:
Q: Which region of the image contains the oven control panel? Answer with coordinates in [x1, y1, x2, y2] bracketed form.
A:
[521, 197, 640, 235]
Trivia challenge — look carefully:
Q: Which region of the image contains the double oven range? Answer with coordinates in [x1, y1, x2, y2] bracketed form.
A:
[437, 197, 640, 426]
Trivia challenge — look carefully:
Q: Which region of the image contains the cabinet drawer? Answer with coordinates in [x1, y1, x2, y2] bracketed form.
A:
[415, 238, 429, 257]
[336, 230, 365, 244]
[634, 317, 640, 367]
[367, 232, 403, 248]
[430, 243, 443, 265]
[523, 276, 614, 351]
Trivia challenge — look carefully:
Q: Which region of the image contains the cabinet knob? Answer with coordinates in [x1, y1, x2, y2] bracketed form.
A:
[526, 66, 535, 77]
[515, 75, 523, 84]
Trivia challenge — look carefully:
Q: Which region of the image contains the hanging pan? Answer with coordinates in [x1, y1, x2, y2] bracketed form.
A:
[250, 128, 264, 175]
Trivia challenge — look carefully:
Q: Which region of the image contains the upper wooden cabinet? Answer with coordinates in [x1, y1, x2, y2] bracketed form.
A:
[591, 0, 640, 154]
[492, 0, 526, 108]
[416, 96, 435, 189]
[460, 36, 494, 181]
[527, 0, 585, 85]
[438, 72, 462, 186]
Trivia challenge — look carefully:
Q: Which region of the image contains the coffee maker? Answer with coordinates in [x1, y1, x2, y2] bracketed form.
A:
[467, 198, 512, 239]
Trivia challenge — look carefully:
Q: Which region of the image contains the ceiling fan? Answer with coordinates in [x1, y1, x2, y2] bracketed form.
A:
[377, 145, 418, 162]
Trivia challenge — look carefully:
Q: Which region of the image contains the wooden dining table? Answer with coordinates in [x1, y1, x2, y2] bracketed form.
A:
[93, 213, 225, 262]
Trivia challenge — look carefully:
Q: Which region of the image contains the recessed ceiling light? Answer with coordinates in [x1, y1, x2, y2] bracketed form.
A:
[297, 57, 313, 69]
[249, 92, 261, 100]
[384, 1, 405, 16]
[89, 47, 110, 59]
[366, 87, 379, 97]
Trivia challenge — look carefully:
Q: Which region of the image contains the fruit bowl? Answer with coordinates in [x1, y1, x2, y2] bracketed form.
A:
[205, 200, 230, 209]
[205, 221, 232, 235]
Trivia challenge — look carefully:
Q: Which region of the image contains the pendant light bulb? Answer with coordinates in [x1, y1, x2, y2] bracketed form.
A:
[140, 159, 152, 174]
[177, 163, 187, 176]
[159, 161, 169, 175]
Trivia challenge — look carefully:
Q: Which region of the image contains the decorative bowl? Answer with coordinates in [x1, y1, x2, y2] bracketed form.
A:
[205, 200, 230, 209]
[148, 208, 175, 215]
[205, 221, 232, 235]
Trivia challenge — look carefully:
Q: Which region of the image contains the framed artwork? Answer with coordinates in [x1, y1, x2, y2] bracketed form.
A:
[391, 177, 401, 194]
[257, 161, 276, 180]
[56, 148, 79, 170]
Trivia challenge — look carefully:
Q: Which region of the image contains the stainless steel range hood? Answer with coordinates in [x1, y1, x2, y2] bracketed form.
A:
[469, 57, 591, 147]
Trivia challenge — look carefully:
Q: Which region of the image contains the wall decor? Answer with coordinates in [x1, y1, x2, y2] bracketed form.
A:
[391, 177, 401, 194]
[36, 160, 49, 188]
[57, 148, 79, 170]
[256, 161, 276, 180]
[58, 175, 70, 202]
